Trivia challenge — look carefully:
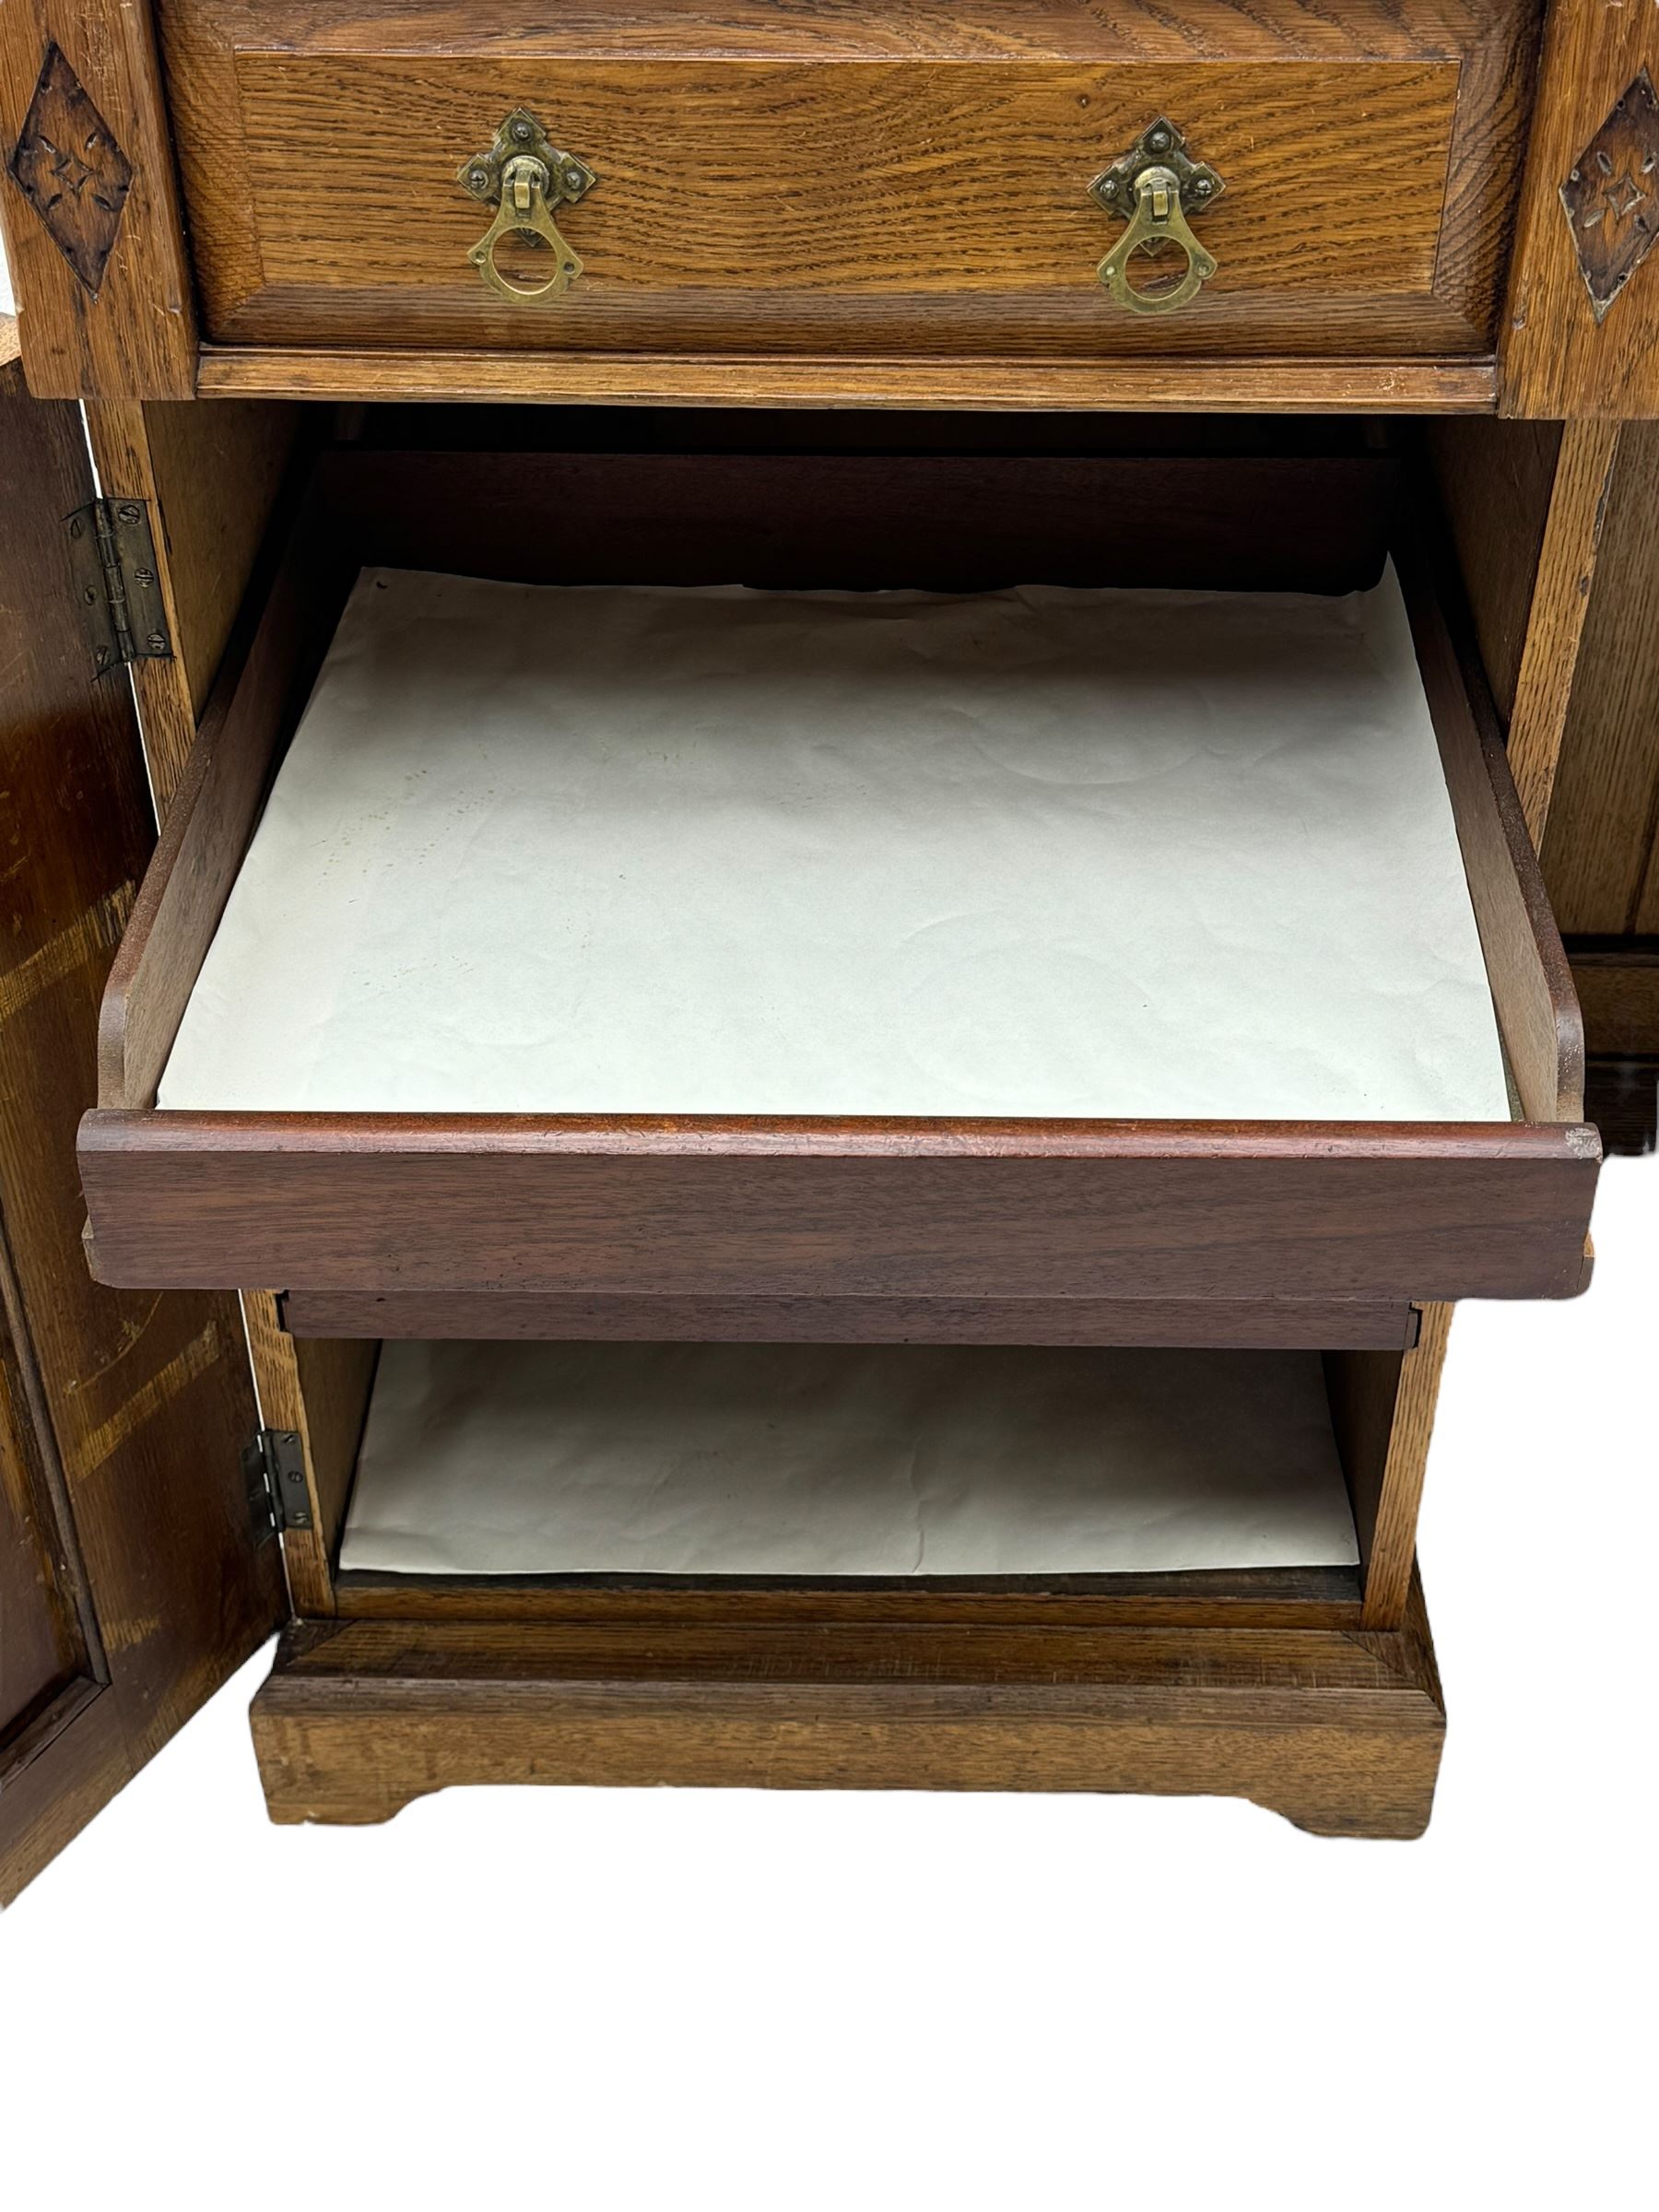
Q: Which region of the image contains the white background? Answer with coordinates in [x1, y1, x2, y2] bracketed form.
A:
[2, 1156, 1652, 2210]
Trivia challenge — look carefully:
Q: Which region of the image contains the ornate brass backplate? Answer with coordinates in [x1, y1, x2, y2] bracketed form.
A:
[1090, 118, 1224, 317]
[1559, 69, 1659, 325]
[457, 109, 595, 304]
[6, 42, 134, 296]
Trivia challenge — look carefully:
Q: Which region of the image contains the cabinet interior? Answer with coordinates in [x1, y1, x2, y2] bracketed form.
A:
[271, 1323, 1440, 1630]
[2, 0, 1636, 1867]
[97, 408, 1575, 1134]
[117, 407, 1575, 1637]
[154, 552, 1509, 1125]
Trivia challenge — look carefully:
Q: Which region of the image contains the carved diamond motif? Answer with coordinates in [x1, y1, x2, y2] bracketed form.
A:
[6, 42, 134, 296]
[1559, 68, 1659, 324]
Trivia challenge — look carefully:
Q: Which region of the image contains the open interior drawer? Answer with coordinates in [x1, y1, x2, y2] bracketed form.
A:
[77, 435, 1598, 1312]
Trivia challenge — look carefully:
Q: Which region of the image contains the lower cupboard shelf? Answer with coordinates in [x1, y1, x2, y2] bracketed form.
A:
[250, 1597, 1447, 1841]
[253, 1331, 1448, 1836]
[335, 1341, 1361, 1583]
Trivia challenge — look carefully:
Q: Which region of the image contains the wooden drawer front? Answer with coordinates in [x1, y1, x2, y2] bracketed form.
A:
[76, 446, 1596, 1309]
[159, 0, 1536, 359]
[80, 1120, 1594, 1300]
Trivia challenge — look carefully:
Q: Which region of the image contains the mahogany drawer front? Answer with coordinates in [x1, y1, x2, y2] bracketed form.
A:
[75, 444, 1597, 1309]
[80, 1119, 1595, 1300]
[156, 0, 1539, 361]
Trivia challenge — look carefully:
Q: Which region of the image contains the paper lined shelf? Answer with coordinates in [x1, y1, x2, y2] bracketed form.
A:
[158, 563, 1511, 1124]
[336, 1341, 1360, 1581]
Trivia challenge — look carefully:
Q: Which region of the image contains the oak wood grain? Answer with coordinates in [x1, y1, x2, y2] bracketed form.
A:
[0, 360, 280, 1903]
[155, 0, 1535, 371]
[1502, 418, 1620, 838]
[0, 0, 196, 397]
[0, 1241, 90, 1755]
[194, 347, 1501, 410]
[83, 398, 304, 805]
[175, 0, 1511, 62]
[250, 1602, 1447, 1837]
[241, 1293, 376, 1617]
[1325, 1303, 1452, 1629]
[1500, 0, 1659, 416]
[240, 1290, 326, 1613]
[1359, 1301, 1452, 1626]
[1541, 425, 1659, 935]
[330, 1566, 1366, 1632]
[0, 1683, 132, 1905]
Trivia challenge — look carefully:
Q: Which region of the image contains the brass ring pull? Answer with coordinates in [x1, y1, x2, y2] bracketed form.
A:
[459, 110, 595, 307]
[1099, 165, 1216, 315]
[1090, 118, 1224, 318]
[469, 154, 582, 303]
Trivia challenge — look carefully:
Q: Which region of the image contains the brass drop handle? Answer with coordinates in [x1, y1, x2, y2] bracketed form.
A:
[1091, 118, 1224, 317]
[469, 154, 582, 302]
[458, 109, 595, 306]
[1099, 165, 1216, 315]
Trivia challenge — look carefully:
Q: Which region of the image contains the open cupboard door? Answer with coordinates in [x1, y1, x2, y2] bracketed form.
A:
[0, 334, 285, 1904]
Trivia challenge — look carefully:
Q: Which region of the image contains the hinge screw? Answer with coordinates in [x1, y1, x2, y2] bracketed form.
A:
[147, 631, 169, 653]
[116, 501, 142, 524]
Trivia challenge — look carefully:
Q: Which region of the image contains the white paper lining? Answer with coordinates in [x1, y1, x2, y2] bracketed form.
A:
[336, 1341, 1359, 1579]
[159, 565, 1512, 1123]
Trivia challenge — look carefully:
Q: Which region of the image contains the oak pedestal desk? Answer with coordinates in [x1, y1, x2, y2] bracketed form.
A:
[2, 0, 1656, 1898]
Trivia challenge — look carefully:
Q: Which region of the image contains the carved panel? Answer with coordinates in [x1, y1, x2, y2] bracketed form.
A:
[6, 43, 134, 296]
[1559, 68, 1659, 325]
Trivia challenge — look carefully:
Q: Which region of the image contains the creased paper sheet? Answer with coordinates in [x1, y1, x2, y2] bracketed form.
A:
[337, 1342, 1359, 1579]
[159, 564, 1511, 1122]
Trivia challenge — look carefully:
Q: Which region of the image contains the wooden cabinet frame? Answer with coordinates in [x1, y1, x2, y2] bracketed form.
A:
[2, 0, 1653, 415]
[0, 240, 1644, 1880]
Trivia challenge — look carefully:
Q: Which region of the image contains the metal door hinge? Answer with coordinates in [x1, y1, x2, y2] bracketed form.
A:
[243, 1428, 312, 1545]
[65, 496, 173, 678]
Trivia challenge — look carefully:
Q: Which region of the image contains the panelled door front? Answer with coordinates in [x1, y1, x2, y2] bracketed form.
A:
[0, 335, 283, 1904]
